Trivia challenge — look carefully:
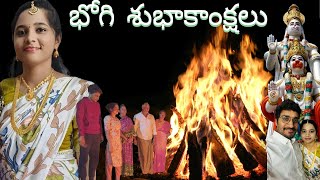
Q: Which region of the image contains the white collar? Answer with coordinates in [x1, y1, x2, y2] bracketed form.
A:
[273, 131, 294, 144]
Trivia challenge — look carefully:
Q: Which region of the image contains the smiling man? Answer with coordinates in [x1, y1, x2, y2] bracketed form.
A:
[266, 99, 306, 179]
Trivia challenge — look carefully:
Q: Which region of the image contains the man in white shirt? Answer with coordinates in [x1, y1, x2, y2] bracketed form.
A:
[133, 102, 157, 175]
[266, 99, 306, 179]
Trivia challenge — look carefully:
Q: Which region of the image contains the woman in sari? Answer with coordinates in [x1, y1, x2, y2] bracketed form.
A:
[299, 120, 320, 179]
[153, 110, 171, 174]
[119, 104, 135, 177]
[0, 0, 93, 179]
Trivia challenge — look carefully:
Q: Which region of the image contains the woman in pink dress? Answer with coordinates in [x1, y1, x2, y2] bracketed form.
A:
[153, 110, 171, 173]
[104, 102, 127, 180]
[119, 104, 135, 177]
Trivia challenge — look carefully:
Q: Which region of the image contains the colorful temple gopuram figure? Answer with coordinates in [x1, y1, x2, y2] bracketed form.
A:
[261, 39, 320, 139]
[264, 4, 320, 82]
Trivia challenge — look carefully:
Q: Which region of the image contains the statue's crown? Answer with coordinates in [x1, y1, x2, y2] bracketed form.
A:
[286, 39, 308, 60]
[283, 4, 305, 25]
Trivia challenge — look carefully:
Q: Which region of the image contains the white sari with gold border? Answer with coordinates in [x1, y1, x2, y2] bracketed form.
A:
[0, 76, 92, 180]
[301, 144, 320, 180]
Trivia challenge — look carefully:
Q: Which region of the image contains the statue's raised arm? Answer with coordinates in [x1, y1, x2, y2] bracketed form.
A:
[264, 4, 320, 81]
[262, 39, 320, 136]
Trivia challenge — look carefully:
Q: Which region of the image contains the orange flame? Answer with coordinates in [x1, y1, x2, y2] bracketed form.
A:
[166, 27, 272, 179]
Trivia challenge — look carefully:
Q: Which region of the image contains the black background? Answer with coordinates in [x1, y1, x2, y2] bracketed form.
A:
[1, 0, 320, 117]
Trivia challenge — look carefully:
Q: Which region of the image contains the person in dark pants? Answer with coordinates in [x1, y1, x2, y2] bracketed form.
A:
[77, 84, 103, 180]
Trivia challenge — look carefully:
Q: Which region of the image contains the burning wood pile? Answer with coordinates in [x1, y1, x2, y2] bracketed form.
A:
[165, 27, 272, 179]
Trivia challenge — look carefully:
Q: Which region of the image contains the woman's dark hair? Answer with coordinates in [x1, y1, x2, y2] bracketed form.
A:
[299, 120, 318, 135]
[274, 99, 301, 121]
[106, 102, 119, 114]
[9, 0, 69, 77]
[120, 104, 126, 109]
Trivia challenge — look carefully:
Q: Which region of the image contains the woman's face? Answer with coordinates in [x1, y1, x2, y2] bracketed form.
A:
[301, 123, 317, 144]
[159, 111, 166, 119]
[111, 105, 119, 116]
[13, 9, 59, 67]
[120, 106, 127, 116]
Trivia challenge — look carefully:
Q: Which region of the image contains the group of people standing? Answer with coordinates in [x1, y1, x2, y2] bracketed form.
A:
[0, 0, 171, 179]
[103, 102, 171, 180]
[77, 95, 172, 180]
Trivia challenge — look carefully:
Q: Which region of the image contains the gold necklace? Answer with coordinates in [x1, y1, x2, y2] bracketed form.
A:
[10, 73, 55, 136]
[303, 145, 318, 170]
[21, 71, 53, 101]
[290, 76, 306, 101]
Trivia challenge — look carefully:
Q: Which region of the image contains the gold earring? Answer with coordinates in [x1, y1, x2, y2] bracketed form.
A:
[53, 49, 59, 58]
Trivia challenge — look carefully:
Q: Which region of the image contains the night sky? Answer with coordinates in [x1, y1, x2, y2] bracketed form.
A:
[1, 0, 320, 117]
